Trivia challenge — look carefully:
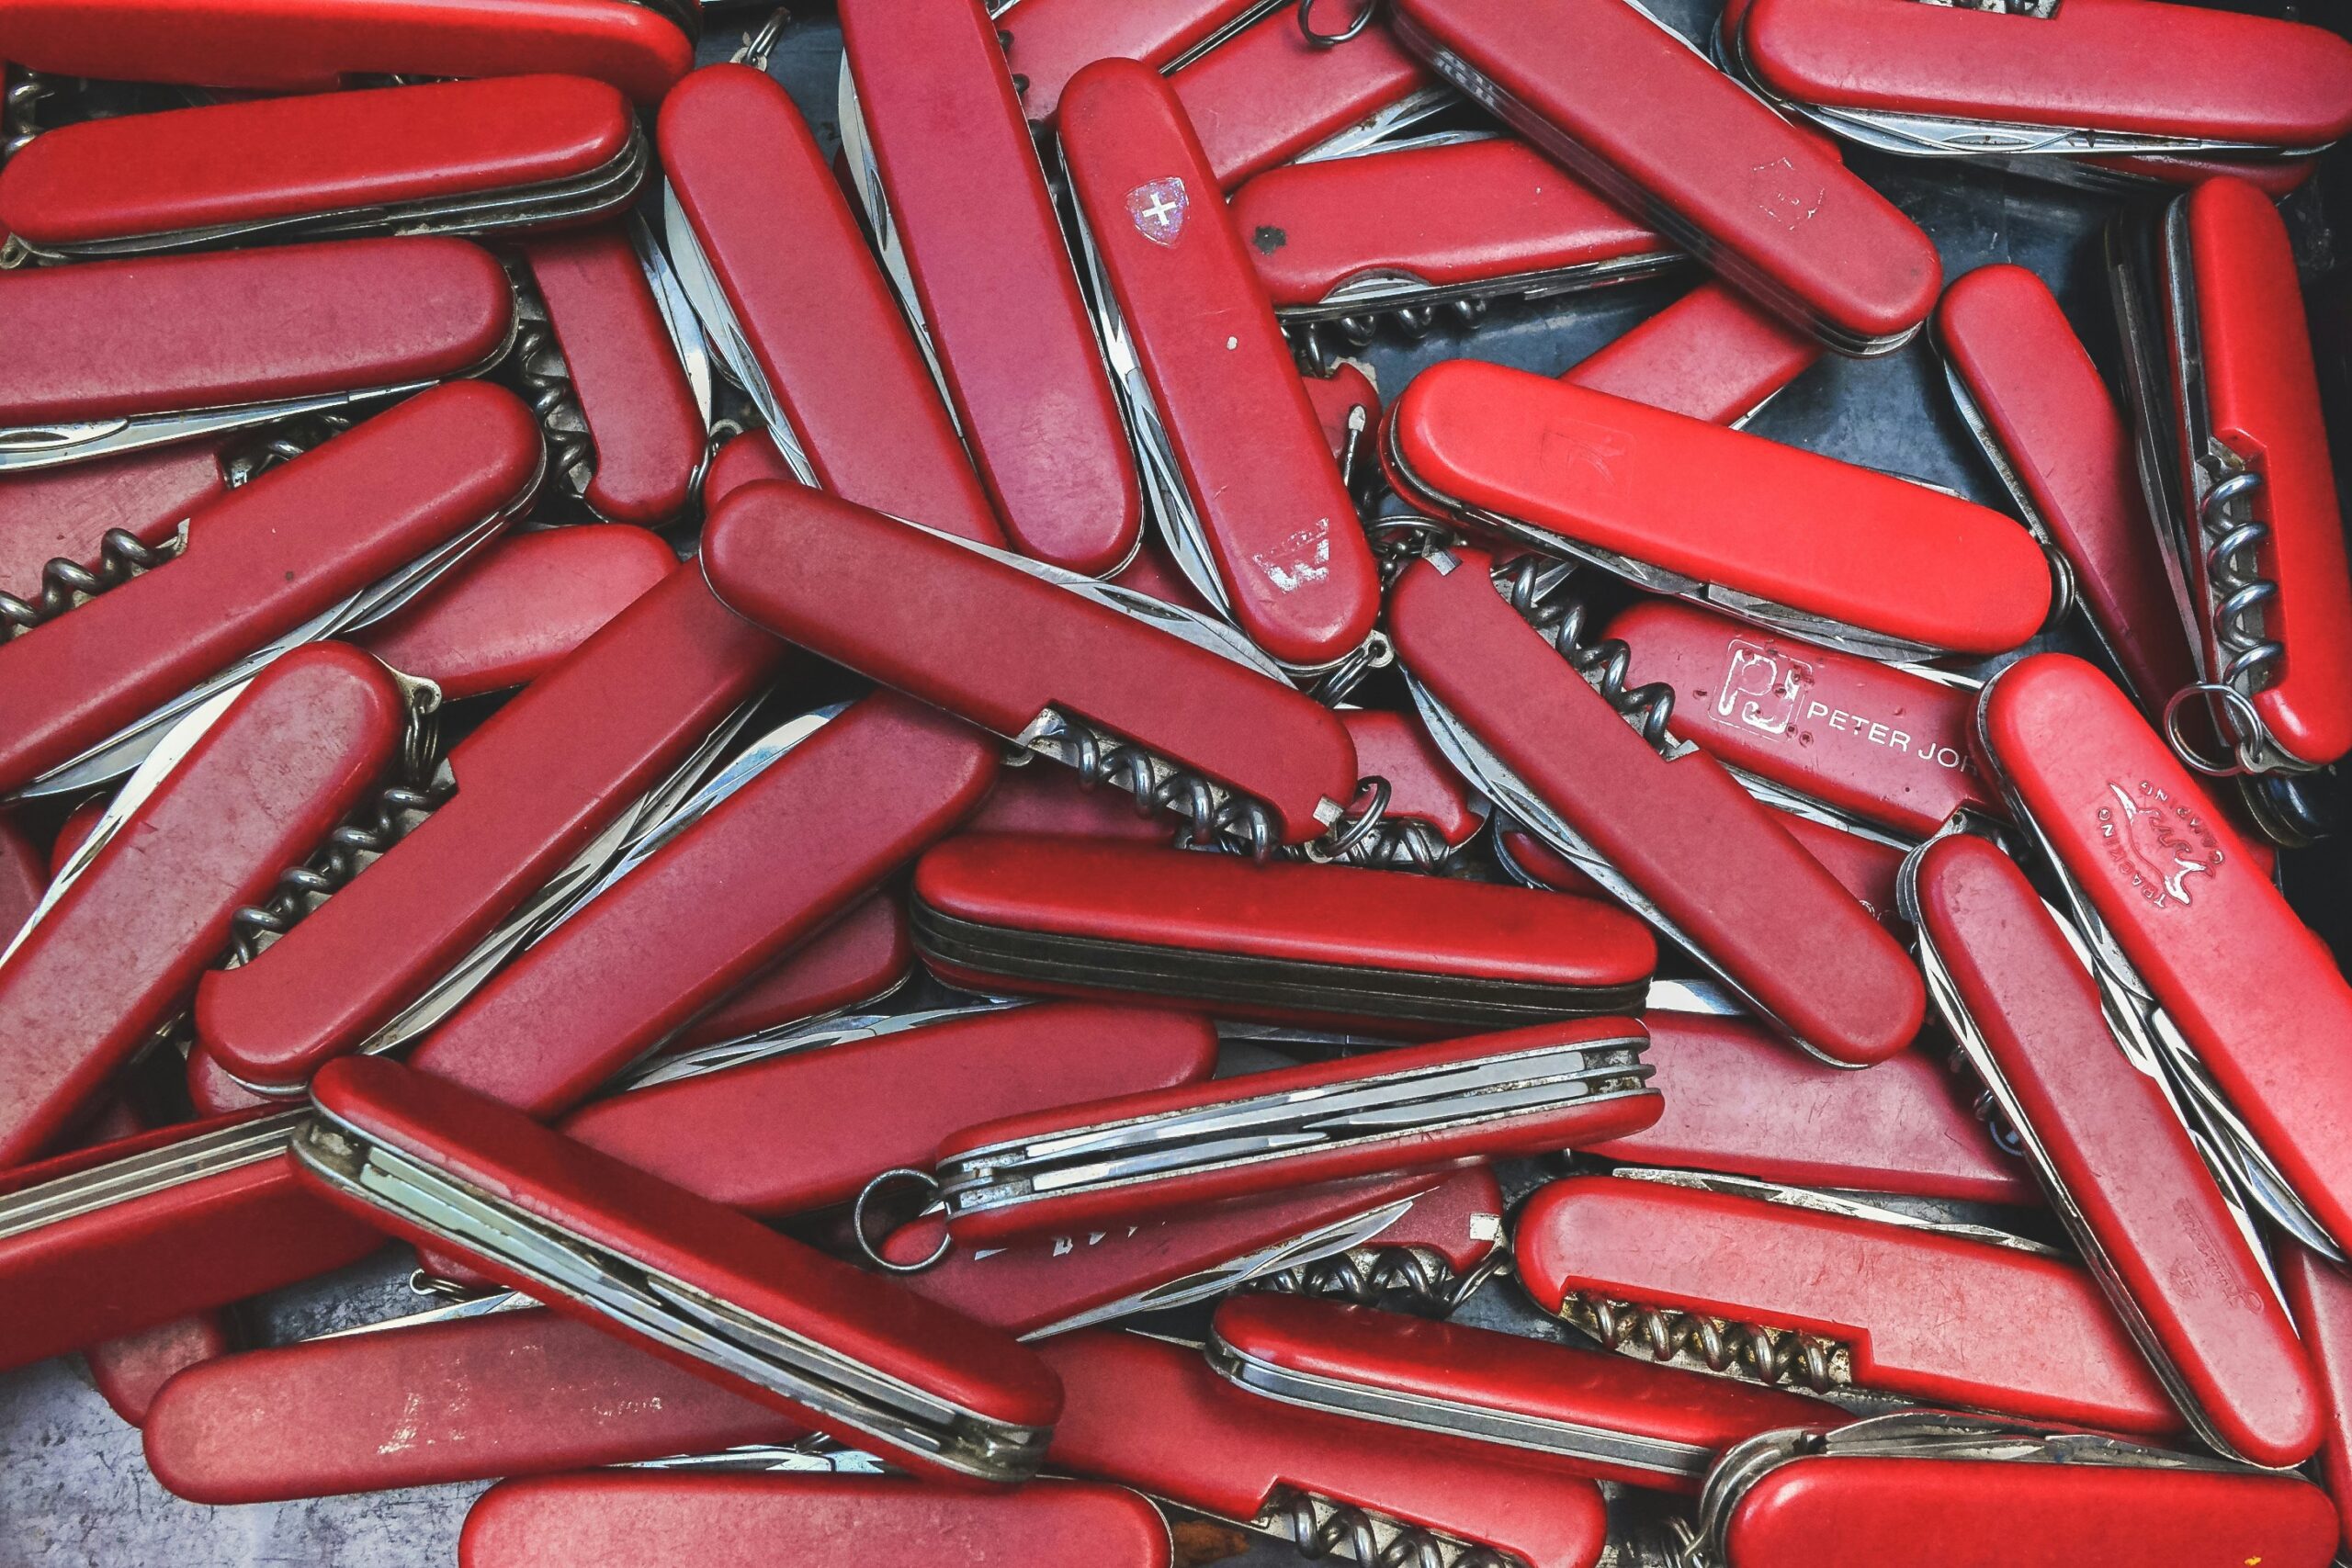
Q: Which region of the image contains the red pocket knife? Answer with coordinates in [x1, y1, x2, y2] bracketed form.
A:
[291, 1055, 1063, 1486]
[193, 565, 785, 1095]
[1565, 282, 1821, 428]
[1905, 829, 2320, 1467]
[514, 222, 712, 529]
[560, 1001, 1218, 1219]
[1938, 263, 2196, 721]
[0, 379, 539, 801]
[0, 0, 700, 105]
[1389, 0, 1942, 354]
[1001, 0, 1286, 124]
[1690, 1412, 2338, 1568]
[1207, 1293, 1828, 1493]
[0, 442, 230, 621]
[0, 814, 39, 952]
[1039, 1327, 1611, 1568]
[1515, 1171, 2181, 1436]
[2278, 1247, 2352, 1554]
[0, 1108, 381, 1372]
[1171, 7, 1448, 187]
[2109, 176, 2352, 839]
[700, 481, 1365, 856]
[140, 1169, 1502, 1500]
[459, 1475, 1171, 1568]
[1058, 60, 1382, 675]
[838, 0, 1141, 577]
[1333, 706, 1485, 871]
[1232, 135, 1679, 373]
[1605, 598, 1998, 840]
[667, 895, 912, 1055]
[1587, 1007, 2035, 1206]
[910, 832, 1655, 1029]
[659, 62, 1002, 547]
[390, 694, 995, 1123]
[0, 643, 415, 1166]
[356, 525, 678, 703]
[1385, 360, 2052, 660]
[916, 1018, 1657, 1247]
[0, 234, 515, 474]
[0, 75, 646, 263]
[1974, 651, 2352, 1262]
[1389, 547, 1926, 1066]
[1728, 0, 2352, 175]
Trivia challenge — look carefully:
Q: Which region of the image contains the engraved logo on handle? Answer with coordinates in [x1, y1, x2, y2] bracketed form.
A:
[1718, 638, 1811, 736]
[2098, 779, 2223, 909]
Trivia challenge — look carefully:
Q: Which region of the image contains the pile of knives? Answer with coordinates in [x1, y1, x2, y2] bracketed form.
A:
[2, 0, 2351, 1563]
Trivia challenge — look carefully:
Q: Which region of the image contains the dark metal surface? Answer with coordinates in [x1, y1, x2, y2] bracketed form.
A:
[5, 4, 2348, 1562]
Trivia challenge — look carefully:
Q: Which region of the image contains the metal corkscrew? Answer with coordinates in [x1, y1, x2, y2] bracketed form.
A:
[1555, 1290, 1851, 1393]
[1259, 1239, 1505, 1317]
[1258, 1486, 1521, 1568]
[0, 525, 187, 641]
[502, 263, 597, 505]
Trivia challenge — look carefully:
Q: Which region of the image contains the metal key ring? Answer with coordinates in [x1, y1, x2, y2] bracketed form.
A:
[852, 1168, 950, 1273]
[1303, 774, 1392, 863]
[2163, 682, 2264, 778]
[1297, 0, 1380, 47]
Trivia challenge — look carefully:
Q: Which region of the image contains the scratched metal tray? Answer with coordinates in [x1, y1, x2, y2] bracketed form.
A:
[6, 5, 2349, 1564]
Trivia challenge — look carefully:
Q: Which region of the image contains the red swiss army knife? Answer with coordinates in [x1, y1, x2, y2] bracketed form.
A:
[1515, 1171, 2183, 1437]
[0, 644, 419, 1167]
[1690, 1413, 2337, 1568]
[0, 0, 701, 105]
[1058, 60, 1382, 675]
[1170, 6, 1449, 187]
[894, 1018, 1657, 1248]
[290, 1055, 1064, 1486]
[457, 1475, 1173, 1568]
[700, 481, 1370, 858]
[1725, 0, 2352, 182]
[1038, 1327, 1613, 1568]
[0, 75, 646, 262]
[1564, 282, 1822, 428]
[137, 1169, 1503, 1499]
[659, 59, 1003, 547]
[910, 832, 1656, 1031]
[1974, 652, 2352, 1263]
[192, 565, 786, 1096]
[1905, 829, 2322, 1468]
[662, 895, 913, 1055]
[0, 235, 514, 474]
[838, 0, 1141, 576]
[1000, 0, 1288, 124]
[0, 379, 540, 801]
[1385, 360, 2053, 660]
[1206, 1293, 1830, 1493]
[1388, 548, 1927, 1066]
[512, 222, 713, 528]
[1385, 0, 1944, 354]
[2109, 175, 2352, 845]
[1938, 264, 2197, 721]
[1230, 134, 1680, 373]
[1603, 598, 2000, 841]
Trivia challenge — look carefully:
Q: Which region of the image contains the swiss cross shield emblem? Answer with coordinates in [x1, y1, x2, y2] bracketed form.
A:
[1125, 178, 1189, 246]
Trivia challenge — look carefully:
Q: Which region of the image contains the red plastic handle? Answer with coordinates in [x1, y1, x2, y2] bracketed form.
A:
[1039, 1329, 1611, 1568]
[1565, 283, 1819, 426]
[1392, 0, 1940, 351]
[561, 1003, 1216, 1217]
[840, 0, 1139, 576]
[1738, 0, 2352, 148]
[1059, 61, 1380, 671]
[1388, 547, 1925, 1066]
[0, 644, 405, 1167]
[1914, 832, 2320, 1466]
[1514, 1175, 2181, 1436]
[0, 443, 226, 606]
[1002, 0, 1271, 122]
[1936, 264, 2196, 717]
[667, 894, 911, 1053]
[357, 525, 678, 702]
[402, 693, 996, 1122]
[0, 74, 634, 252]
[1233, 137, 1670, 308]
[700, 482, 1360, 847]
[521, 226, 707, 528]
[1386, 361, 2051, 656]
[0, 379, 539, 798]
[196, 568, 786, 1090]
[657, 64, 1001, 547]
[1171, 10, 1435, 188]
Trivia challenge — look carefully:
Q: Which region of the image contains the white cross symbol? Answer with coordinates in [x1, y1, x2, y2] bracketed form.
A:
[1138, 190, 1180, 227]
